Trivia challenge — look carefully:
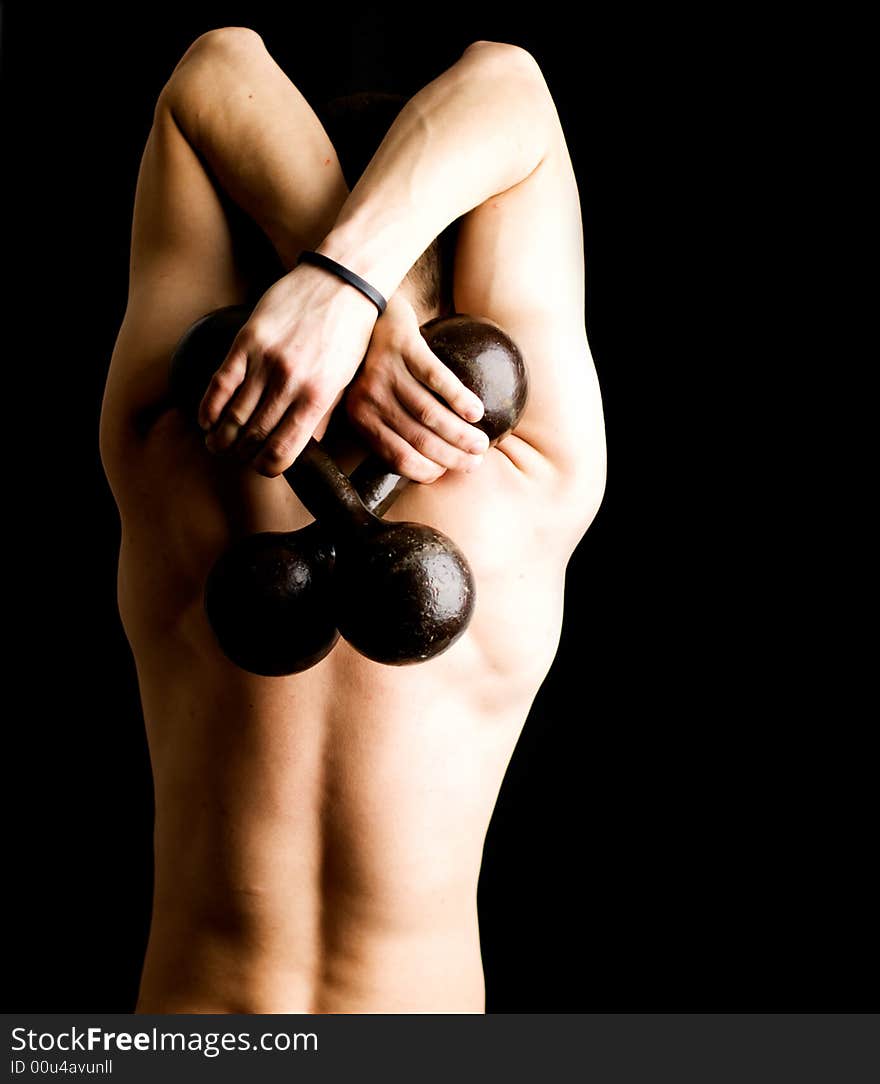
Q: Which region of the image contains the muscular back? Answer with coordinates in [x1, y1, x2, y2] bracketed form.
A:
[99, 31, 606, 1012]
[116, 384, 594, 1011]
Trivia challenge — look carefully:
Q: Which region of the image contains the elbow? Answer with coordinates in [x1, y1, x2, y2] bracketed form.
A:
[463, 39, 539, 65]
[179, 25, 266, 63]
[462, 39, 547, 84]
[159, 26, 267, 108]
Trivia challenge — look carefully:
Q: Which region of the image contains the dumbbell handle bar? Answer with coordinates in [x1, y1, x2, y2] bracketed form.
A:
[284, 441, 408, 534]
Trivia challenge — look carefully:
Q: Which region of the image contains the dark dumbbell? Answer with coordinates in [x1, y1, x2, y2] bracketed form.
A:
[169, 305, 527, 673]
[282, 438, 476, 666]
[201, 453, 410, 677]
[418, 314, 529, 447]
[169, 305, 336, 674]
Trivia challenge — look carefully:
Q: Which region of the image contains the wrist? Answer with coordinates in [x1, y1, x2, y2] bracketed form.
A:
[293, 256, 382, 324]
[381, 290, 416, 319]
[371, 291, 417, 346]
[316, 212, 413, 304]
[297, 249, 388, 316]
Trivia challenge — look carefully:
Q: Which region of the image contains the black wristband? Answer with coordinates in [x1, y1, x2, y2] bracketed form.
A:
[296, 250, 387, 315]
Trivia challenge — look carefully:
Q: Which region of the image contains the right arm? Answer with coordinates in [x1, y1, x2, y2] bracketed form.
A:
[201, 41, 604, 508]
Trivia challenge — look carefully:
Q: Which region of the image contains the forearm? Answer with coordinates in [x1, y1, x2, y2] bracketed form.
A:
[317, 41, 557, 300]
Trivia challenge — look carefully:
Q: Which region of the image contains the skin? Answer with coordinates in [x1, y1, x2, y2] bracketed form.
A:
[99, 28, 606, 1013]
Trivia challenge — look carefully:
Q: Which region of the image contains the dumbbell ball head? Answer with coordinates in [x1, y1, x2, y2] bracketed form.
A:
[204, 527, 339, 676]
[421, 314, 529, 444]
[169, 304, 254, 425]
[333, 520, 476, 665]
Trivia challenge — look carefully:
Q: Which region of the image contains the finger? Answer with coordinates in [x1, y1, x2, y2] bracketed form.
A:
[251, 397, 326, 478]
[353, 418, 448, 485]
[409, 337, 485, 422]
[395, 376, 490, 455]
[375, 393, 486, 474]
[205, 372, 268, 454]
[232, 367, 299, 462]
[198, 346, 248, 431]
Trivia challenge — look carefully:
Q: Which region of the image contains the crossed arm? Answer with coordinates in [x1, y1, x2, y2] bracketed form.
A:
[104, 31, 603, 507]
[186, 37, 594, 487]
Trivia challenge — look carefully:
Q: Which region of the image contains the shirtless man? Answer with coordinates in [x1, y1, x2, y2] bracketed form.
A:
[99, 27, 606, 1013]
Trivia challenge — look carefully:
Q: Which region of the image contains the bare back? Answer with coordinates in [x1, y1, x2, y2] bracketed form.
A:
[121, 408, 582, 1012]
[99, 31, 606, 1013]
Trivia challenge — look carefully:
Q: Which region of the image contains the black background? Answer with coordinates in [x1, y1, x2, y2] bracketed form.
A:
[1, 3, 873, 1012]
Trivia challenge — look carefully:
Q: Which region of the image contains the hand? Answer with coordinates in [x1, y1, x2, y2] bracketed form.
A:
[197, 262, 379, 477]
[345, 294, 490, 483]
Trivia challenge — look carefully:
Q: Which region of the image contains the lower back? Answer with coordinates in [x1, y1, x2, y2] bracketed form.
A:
[121, 417, 569, 1012]
[134, 611, 556, 1013]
